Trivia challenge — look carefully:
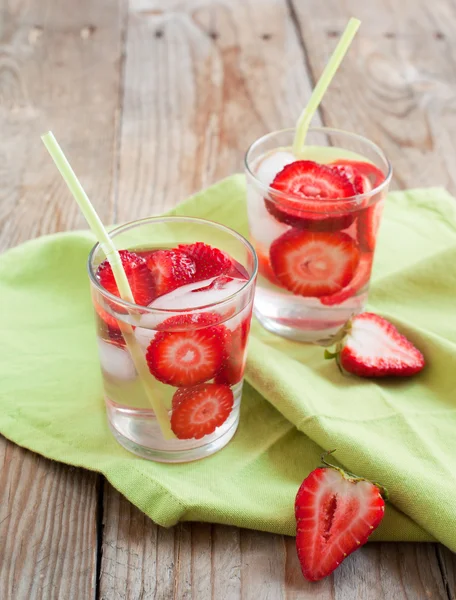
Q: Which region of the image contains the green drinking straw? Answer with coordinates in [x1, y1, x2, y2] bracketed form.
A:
[292, 17, 361, 156]
[41, 131, 175, 440]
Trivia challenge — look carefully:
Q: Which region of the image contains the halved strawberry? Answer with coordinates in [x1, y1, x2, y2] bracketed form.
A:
[325, 312, 425, 377]
[170, 383, 234, 439]
[265, 161, 357, 231]
[96, 250, 155, 306]
[146, 323, 228, 386]
[269, 229, 360, 297]
[357, 200, 384, 252]
[319, 252, 374, 306]
[178, 242, 232, 281]
[146, 249, 196, 298]
[295, 451, 387, 581]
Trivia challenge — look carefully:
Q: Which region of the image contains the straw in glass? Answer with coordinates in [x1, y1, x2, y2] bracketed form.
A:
[292, 17, 361, 156]
[41, 131, 175, 440]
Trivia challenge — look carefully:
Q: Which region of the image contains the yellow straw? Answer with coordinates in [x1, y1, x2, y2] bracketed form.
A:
[41, 131, 175, 440]
[292, 18, 361, 155]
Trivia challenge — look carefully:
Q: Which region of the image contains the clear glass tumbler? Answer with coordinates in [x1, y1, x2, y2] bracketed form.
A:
[245, 127, 391, 344]
[88, 216, 257, 463]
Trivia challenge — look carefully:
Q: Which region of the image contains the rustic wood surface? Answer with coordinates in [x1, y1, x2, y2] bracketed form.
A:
[0, 0, 455, 598]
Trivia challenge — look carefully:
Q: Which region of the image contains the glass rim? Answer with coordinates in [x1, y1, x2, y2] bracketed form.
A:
[244, 126, 393, 209]
[87, 215, 258, 315]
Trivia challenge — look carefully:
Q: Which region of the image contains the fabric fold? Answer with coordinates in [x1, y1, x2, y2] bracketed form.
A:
[0, 177, 454, 548]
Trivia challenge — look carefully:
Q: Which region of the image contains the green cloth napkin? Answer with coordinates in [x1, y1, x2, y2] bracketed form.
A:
[1, 176, 455, 550]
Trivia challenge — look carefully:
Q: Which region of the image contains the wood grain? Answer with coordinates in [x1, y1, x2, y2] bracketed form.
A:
[115, 0, 318, 221]
[289, 0, 456, 194]
[1, 0, 455, 598]
[0, 442, 98, 599]
[0, 0, 124, 250]
[100, 488, 452, 600]
[0, 0, 125, 598]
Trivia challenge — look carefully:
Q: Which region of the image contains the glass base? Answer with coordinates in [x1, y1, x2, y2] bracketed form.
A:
[254, 309, 346, 344]
[108, 408, 240, 463]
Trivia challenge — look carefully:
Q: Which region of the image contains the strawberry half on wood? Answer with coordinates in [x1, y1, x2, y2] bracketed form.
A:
[295, 450, 387, 582]
[325, 312, 425, 377]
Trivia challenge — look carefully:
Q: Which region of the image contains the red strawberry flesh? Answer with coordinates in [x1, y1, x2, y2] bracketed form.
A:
[339, 313, 425, 377]
[178, 242, 233, 281]
[146, 323, 228, 386]
[215, 314, 251, 386]
[265, 160, 357, 231]
[146, 249, 196, 298]
[295, 465, 385, 581]
[269, 229, 360, 297]
[170, 383, 234, 439]
[96, 249, 155, 306]
[319, 252, 374, 306]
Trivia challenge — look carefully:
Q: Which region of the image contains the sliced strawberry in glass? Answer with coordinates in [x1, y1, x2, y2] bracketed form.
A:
[319, 252, 374, 306]
[146, 249, 196, 298]
[170, 383, 234, 439]
[146, 322, 229, 387]
[269, 229, 360, 298]
[330, 159, 385, 190]
[177, 242, 233, 281]
[265, 160, 357, 232]
[96, 249, 156, 307]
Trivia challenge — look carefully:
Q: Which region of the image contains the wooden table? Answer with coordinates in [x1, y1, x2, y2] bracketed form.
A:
[1, 1, 455, 598]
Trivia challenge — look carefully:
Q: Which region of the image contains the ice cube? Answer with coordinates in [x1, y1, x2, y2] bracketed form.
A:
[247, 188, 289, 248]
[97, 339, 137, 381]
[253, 150, 296, 187]
[225, 303, 252, 332]
[149, 277, 247, 311]
[134, 326, 156, 352]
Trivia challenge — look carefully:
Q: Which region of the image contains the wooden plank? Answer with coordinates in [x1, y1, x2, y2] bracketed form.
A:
[100, 489, 452, 600]
[115, 0, 318, 221]
[0, 0, 124, 250]
[0, 0, 126, 598]
[289, 0, 456, 194]
[0, 441, 98, 599]
[101, 0, 453, 597]
[437, 546, 456, 600]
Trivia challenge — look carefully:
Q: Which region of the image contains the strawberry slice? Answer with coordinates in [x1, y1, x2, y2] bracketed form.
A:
[357, 199, 385, 252]
[94, 301, 121, 332]
[170, 383, 234, 439]
[96, 249, 155, 306]
[146, 323, 228, 386]
[215, 316, 251, 386]
[319, 252, 374, 306]
[330, 159, 385, 191]
[146, 249, 196, 298]
[295, 451, 387, 581]
[178, 242, 233, 281]
[269, 229, 360, 297]
[256, 245, 281, 286]
[156, 312, 223, 331]
[330, 160, 386, 252]
[265, 161, 357, 231]
[94, 303, 126, 345]
[325, 312, 425, 377]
